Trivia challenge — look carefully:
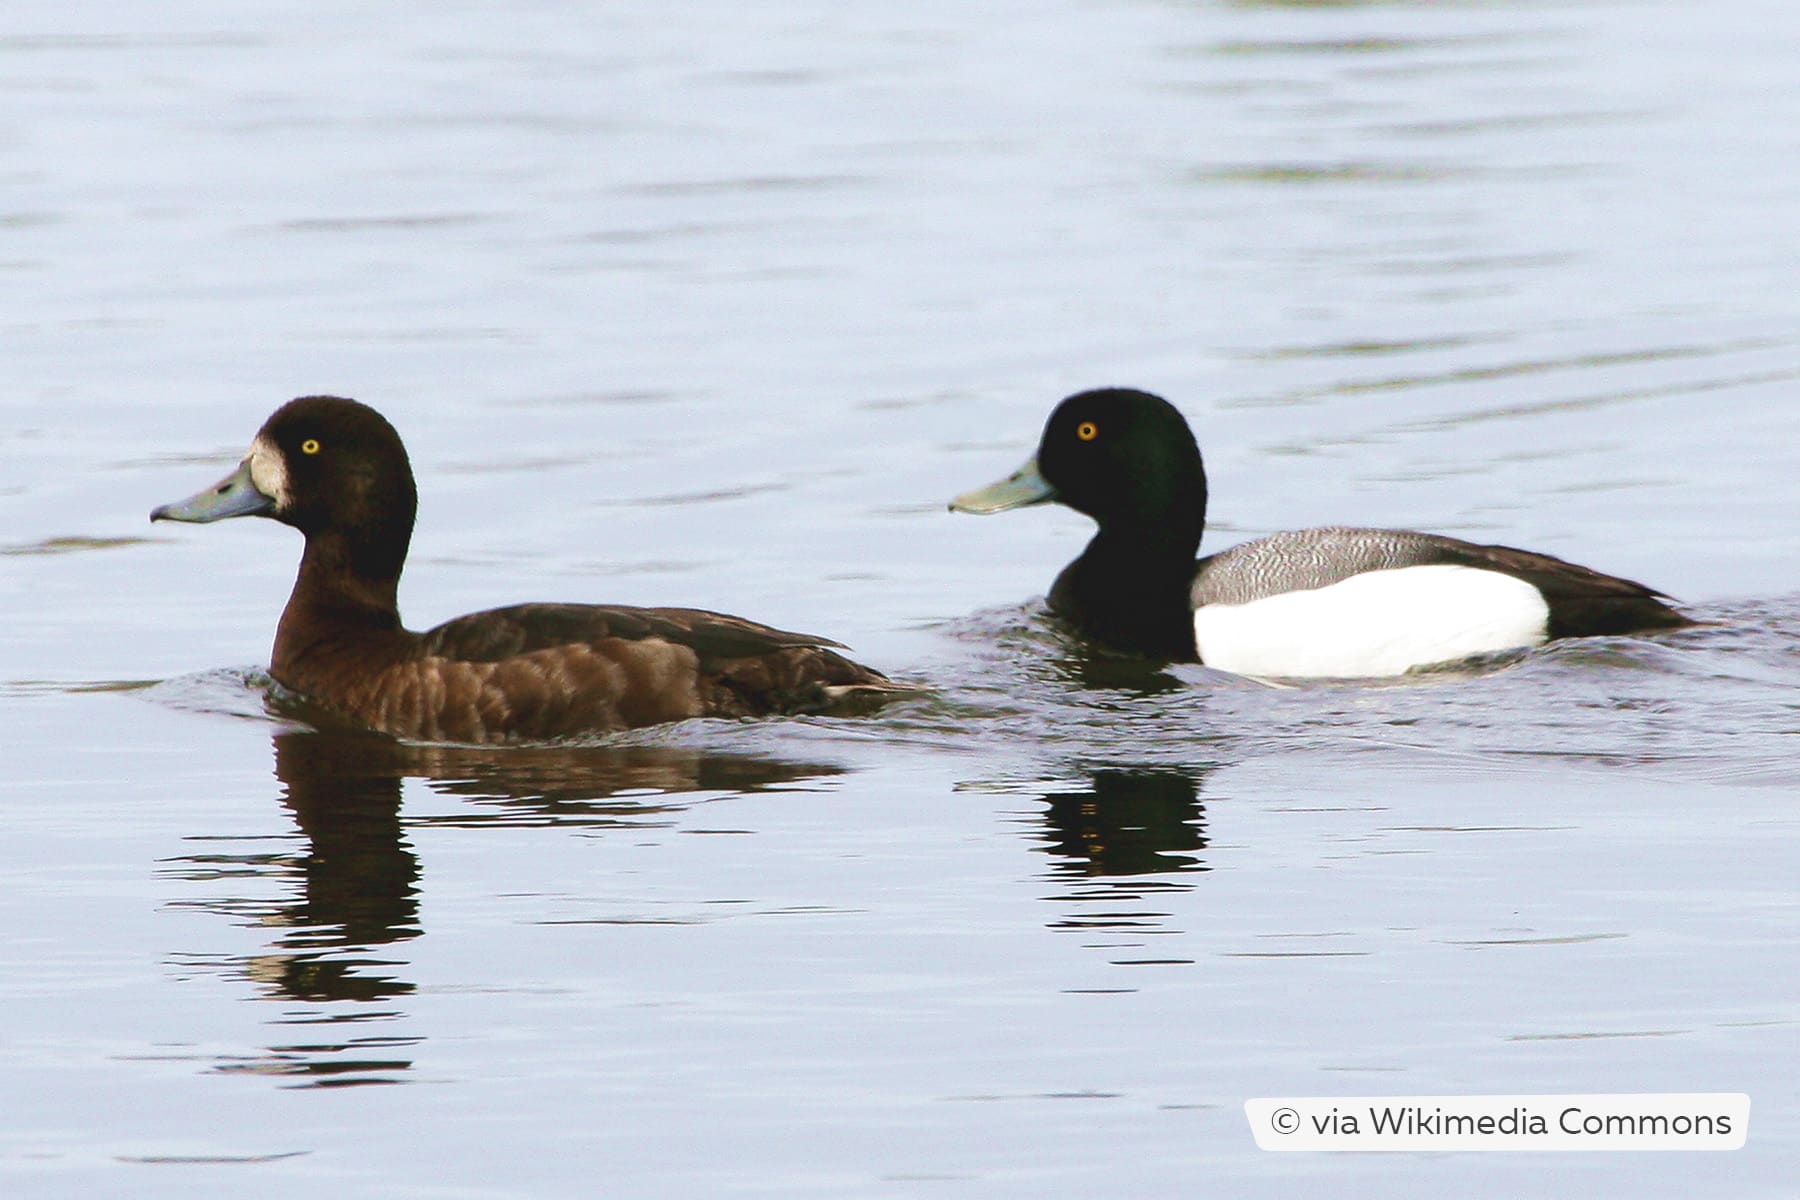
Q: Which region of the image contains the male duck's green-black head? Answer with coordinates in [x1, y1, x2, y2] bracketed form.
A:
[951, 387, 1208, 542]
[951, 387, 1212, 659]
[152, 396, 419, 583]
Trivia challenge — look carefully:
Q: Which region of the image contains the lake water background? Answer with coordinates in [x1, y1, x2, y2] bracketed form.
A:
[2, 1, 1797, 1196]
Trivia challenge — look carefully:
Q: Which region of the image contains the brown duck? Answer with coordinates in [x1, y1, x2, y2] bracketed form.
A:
[153, 396, 905, 743]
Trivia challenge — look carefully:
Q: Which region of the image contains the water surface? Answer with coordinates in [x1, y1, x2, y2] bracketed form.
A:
[2, 1, 1797, 1196]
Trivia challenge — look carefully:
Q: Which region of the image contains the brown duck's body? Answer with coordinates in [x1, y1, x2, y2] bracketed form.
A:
[274, 597, 892, 744]
[154, 395, 903, 744]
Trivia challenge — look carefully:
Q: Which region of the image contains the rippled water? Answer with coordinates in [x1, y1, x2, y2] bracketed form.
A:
[3, 2, 1797, 1196]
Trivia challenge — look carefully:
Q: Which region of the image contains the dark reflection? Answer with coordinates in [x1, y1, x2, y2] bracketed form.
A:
[994, 604, 1195, 696]
[1025, 766, 1213, 973]
[395, 735, 846, 828]
[1048, 642, 1194, 696]
[1038, 767, 1210, 878]
[162, 727, 845, 1086]
[242, 732, 426, 1013]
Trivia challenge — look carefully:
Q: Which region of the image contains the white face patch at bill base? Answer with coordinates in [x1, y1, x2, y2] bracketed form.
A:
[245, 435, 291, 511]
[1192, 564, 1552, 679]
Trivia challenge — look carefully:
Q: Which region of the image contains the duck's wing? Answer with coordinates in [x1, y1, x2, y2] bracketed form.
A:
[416, 603, 847, 664]
[1420, 539, 1692, 637]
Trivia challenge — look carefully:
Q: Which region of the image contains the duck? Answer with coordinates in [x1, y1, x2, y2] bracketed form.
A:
[152, 395, 904, 743]
[950, 387, 1692, 678]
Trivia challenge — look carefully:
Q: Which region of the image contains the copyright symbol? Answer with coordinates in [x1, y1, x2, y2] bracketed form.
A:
[1271, 1107, 1301, 1135]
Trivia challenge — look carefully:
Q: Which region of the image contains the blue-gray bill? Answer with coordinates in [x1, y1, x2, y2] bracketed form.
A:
[948, 457, 1058, 515]
[150, 459, 275, 523]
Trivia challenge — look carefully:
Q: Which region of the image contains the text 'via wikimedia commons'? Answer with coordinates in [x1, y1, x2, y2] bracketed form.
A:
[1245, 1094, 1748, 1152]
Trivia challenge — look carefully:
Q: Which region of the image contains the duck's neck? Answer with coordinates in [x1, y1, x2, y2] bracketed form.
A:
[1049, 522, 1201, 661]
[273, 531, 409, 682]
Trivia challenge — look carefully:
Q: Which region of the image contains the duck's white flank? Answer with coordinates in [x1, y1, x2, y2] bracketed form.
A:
[1192, 564, 1551, 679]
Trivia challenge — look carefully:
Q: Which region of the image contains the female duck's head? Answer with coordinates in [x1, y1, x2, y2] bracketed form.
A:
[153, 396, 419, 581]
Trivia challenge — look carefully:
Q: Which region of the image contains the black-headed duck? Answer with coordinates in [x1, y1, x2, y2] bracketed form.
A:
[154, 396, 903, 742]
[951, 387, 1692, 677]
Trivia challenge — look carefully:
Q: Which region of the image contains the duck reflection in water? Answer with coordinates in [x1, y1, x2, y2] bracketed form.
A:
[1036, 766, 1210, 879]
[258, 730, 423, 1005]
[1030, 766, 1212, 960]
[171, 727, 844, 1085]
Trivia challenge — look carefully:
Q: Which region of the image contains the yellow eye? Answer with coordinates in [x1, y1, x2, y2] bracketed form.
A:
[1076, 421, 1099, 442]
[300, 438, 321, 455]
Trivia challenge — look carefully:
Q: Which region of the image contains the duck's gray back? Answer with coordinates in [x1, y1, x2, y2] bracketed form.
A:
[1192, 526, 1466, 607]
